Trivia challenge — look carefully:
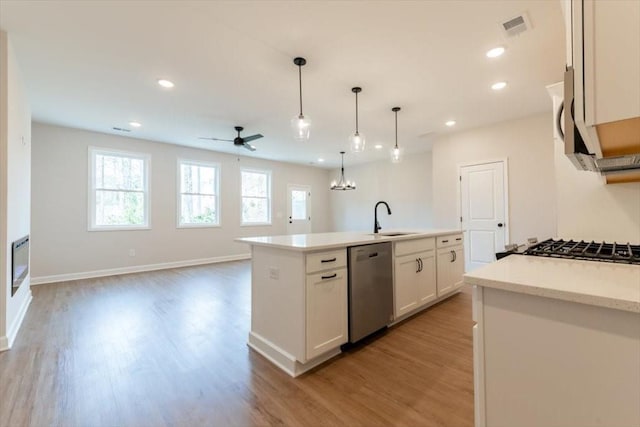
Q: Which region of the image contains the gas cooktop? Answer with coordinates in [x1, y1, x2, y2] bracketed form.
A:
[522, 238, 640, 265]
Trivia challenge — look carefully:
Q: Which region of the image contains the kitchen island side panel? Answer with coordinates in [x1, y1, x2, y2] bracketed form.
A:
[482, 287, 640, 427]
[250, 245, 306, 361]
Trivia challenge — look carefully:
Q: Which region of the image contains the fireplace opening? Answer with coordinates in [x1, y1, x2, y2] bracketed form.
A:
[12, 235, 29, 296]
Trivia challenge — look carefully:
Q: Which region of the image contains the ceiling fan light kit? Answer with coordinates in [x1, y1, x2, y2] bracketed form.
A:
[330, 151, 356, 191]
[390, 107, 403, 163]
[349, 87, 365, 153]
[291, 57, 311, 142]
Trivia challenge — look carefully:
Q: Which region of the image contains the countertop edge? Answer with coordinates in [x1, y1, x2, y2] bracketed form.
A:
[235, 229, 462, 252]
[464, 275, 640, 314]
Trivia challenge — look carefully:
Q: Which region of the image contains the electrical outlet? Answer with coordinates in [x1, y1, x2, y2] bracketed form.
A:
[269, 267, 279, 280]
[129, 249, 136, 257]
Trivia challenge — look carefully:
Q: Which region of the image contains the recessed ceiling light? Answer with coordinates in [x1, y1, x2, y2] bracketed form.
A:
[486, 46, 506, 58]
[445, 120, 456, 127]
[491, 81, 508, 91]
[317, 158, 325, 163]
[157, 79, 175, 88]
[374, 144, 383, 150]
[129, 121, 141, 128]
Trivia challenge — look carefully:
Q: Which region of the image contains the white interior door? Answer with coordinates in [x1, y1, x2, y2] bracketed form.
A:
[460, 161, 507, 272]
[287, 184, 311, 234]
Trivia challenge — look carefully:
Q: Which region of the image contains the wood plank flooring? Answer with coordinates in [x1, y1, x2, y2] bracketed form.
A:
[0, 261, 474, 426]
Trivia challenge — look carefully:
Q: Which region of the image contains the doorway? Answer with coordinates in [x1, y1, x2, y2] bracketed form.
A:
[287, 184, 312, 234]
[459, 160, 508, 272]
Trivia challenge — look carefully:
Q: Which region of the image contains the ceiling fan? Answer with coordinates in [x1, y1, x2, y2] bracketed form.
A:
[199, 126, 263, 151]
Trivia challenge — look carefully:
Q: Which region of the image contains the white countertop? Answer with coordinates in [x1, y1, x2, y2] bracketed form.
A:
[464, 255, 640, 313]
[236, 229, 461, 252]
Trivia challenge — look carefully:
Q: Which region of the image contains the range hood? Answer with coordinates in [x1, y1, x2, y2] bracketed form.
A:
[563, 68, 640, 182]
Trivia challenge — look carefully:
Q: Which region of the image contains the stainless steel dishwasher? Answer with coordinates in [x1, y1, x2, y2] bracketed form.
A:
[347, 242, 393, 343]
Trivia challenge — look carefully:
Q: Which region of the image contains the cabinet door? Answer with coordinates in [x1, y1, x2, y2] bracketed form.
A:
[450, 245, 464, 290]
[306, 268, 348, 360]
[437, 246, 464, 296]
[394, 254, 420, 317]
[417, 251, 437, 307]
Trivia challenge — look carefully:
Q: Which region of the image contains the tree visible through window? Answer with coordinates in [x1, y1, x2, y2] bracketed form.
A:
[90, 148, 149, 230]
[179, 160, 219, 226]
[241, 169, 271, 224]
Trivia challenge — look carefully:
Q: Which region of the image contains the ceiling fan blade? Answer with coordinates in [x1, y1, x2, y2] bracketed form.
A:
[242, 134, 263, 143]
[243, 143, 257, 152]
[198, 137, 233, 142]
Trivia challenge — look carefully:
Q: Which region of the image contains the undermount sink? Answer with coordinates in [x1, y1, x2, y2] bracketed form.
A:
[370, 232, 418, 237]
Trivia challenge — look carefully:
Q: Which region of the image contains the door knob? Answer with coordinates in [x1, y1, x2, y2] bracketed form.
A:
[498, 223, 504, 228]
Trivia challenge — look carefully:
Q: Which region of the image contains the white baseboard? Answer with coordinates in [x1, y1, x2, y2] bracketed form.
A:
[248, 331, 341, 378]
[6, 289, 33, 350]
[30, 253, 251, 286]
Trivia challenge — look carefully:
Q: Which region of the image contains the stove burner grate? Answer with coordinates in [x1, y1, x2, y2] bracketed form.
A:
[523, 239, 640, 265]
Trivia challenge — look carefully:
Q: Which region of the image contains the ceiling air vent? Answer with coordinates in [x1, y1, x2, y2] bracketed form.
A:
[499, 12, 532, 38]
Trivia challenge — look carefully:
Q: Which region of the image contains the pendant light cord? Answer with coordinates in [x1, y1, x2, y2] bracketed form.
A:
[298, 65, 303, 116]
[355, 91, 359, 134]
[394, 109, 398, 149]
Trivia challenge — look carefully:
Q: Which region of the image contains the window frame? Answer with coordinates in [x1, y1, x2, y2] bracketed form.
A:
[88, 146, 151, 231]
[177, 158, 221, 229]
[240, 168, 272, 226]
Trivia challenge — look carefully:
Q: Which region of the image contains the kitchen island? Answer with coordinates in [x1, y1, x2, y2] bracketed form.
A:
[464, 255, 640, 427]
[236, 230, 464, 377]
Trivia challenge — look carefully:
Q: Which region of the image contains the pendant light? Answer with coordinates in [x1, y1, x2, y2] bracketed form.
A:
[390, 107, 404, 163]
[291, 57, 311, 142]
[330, 151, 356, 190]
[349, 87, 365, 152]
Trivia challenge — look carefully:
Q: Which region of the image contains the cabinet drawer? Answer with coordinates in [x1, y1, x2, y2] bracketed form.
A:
[306, 249, 347, 273]
[436, 233, 463, 248]
[394, 237, 435, 257]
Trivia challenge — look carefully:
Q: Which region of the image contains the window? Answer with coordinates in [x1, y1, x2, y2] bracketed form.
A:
[89, 147, 150, 230]
[178, 160, 220, 227]
[241, 169, 271, 225]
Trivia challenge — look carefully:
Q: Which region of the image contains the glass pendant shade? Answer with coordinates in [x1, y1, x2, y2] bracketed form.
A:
[291, 114, 311, 142]
[349, 132, 365, 153]
[292, 57, 311, 142]
[390, 146, 404, 163]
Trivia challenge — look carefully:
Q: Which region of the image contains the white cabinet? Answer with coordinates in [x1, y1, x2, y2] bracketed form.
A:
[568, 0, 640, 161]
[393, 238, 436, 318]
[436, 245, 464, 296]
[472, 285, 640, 427]
[305, 266, 348, 360]
[580, 0, 640, 126]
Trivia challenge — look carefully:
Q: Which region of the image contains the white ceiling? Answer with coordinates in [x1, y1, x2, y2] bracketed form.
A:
[0, 0, 565, 168]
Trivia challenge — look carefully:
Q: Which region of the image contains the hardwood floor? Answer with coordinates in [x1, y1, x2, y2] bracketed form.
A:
[0, 261, 474, 426]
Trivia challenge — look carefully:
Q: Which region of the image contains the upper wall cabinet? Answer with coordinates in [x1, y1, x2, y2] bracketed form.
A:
[565, 0, 640, 183]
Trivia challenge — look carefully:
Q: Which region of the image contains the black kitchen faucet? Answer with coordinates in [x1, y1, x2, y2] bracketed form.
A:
[374, 201, 392, 233]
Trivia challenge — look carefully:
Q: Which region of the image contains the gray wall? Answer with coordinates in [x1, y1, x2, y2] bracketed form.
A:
[1, 31, 32, 349]
[329, 151, 433, 232]
[31, 123, 332, 280]
[431, 113, 557, 245]
[554, 135, 640, 242]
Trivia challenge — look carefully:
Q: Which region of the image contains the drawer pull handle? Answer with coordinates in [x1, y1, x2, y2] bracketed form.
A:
[442, 239, 449, 243]
[321, 273, 337, 280]
[369, 252, 378, 258]
[321, 257, 337, 263]
[456, 237, 462, 241]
